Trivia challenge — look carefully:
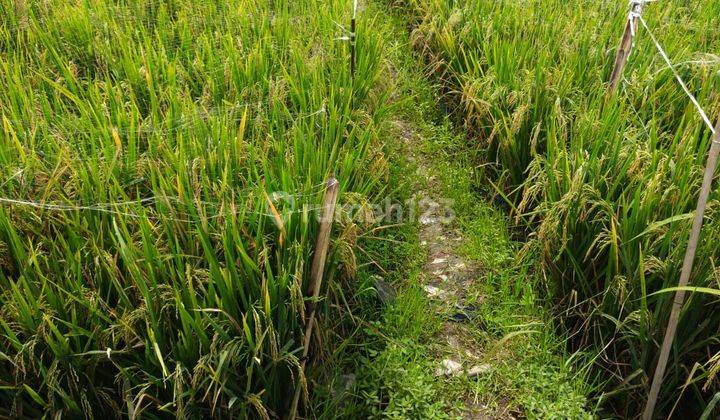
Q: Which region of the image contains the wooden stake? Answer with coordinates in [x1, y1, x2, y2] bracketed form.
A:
[350, 17, 356, 80]
[608, 1, 643, 92]
[643, 118, 720, 419]
[349, 1, 357, 111]
[289, 177, 339, 420]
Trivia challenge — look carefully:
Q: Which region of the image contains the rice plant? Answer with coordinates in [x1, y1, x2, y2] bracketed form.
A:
[0, 0, 392, 417]
[402, 0, 720, 416]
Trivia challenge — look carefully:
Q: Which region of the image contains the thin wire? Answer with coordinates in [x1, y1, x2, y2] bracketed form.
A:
[638, 15, 716, 135]
[0, 197, 328, 219]
[0, 178, 330, 221]
[0, 196, 156, 219]
[0, 193, 329, 222]
[622, 74, 654, 140]
[0, 180, 327, 205]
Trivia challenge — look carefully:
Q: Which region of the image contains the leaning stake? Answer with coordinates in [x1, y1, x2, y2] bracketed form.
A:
[643, 118, 720, 419]
[608, 0, 644, 92]
[289, 177, 340, 420]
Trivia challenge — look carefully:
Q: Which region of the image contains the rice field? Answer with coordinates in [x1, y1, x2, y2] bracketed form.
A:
[403, 0, 720, 416]
[0, 0, 392, 417]
[3, 0, 720, 418]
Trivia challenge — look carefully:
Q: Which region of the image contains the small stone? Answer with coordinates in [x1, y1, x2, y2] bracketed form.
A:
[466, 364, 492, 378]
[431, 257, 447, 264]
[435, 359, 463, 376]
[424, 285, 447, 298]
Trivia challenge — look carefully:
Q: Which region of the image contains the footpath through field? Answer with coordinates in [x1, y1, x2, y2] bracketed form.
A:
[351, 3, 593, 417]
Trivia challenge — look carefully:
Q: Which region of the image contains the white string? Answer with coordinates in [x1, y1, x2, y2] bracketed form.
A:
[0, 180, 331, 221]
[627, 0, 645, 42]
[331, 19, 349, 33]
[0, 196, 328, 218]
[0, 180, 327, 204]
[0, 196, 157, 219]
[298, 105, 327, 119]
[0, 194, 329, 222]
[638, 15, 716, 135]
[333, 18, 352, 43]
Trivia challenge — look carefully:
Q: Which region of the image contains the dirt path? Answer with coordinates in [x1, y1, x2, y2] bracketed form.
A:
[395, 120, 515, 419]
[365, 5, 590, 416]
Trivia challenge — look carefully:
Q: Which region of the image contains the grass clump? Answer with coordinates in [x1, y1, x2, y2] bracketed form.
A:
[354, 288, 456, 419]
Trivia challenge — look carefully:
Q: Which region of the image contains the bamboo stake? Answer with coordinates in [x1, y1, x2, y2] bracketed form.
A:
[643, 118, 720, 419]
[350, 1, 357, 80]
[608, 1, 644, 92]
[289, 177, 339, 420]
[349, 0, 357, 111]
